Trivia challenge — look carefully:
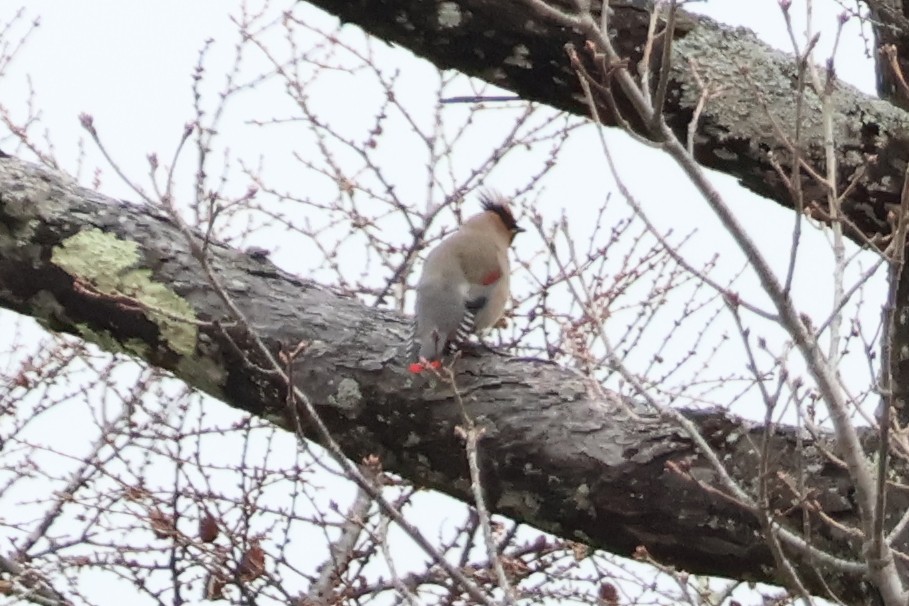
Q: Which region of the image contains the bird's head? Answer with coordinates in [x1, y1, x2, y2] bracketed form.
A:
[478, 191, 524, 244]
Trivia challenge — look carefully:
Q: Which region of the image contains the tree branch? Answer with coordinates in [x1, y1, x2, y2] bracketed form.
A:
[2, 155, 908, 603]
[304, 0, 909, 243]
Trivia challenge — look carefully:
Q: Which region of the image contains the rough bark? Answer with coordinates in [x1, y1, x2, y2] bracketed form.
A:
[311, 0, 909, 242]
[298, 0, 909, 554]
[866, 5, 909, 426]
[2, 156, 907, 603]
[868, 0, 909, 109]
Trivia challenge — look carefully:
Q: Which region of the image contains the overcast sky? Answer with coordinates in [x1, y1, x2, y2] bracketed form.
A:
[0, 2, 884, 604]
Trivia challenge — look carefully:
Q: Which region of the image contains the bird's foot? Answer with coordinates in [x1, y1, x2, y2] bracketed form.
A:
[408, 359, 442, 374]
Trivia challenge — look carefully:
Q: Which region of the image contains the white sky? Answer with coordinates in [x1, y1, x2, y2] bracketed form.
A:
[0, 1, 887, 604]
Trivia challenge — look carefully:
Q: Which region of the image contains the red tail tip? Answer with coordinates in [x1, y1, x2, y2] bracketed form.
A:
[409, 360, 443, 373]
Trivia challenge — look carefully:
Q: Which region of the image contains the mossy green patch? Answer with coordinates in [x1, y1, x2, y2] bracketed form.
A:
[77, 325, 151, 359]
[175, 355, 226, 398]
[52, 228, 198, 356]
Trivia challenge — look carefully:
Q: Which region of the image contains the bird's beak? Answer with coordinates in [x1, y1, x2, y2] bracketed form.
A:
[514, 226, 526, 234]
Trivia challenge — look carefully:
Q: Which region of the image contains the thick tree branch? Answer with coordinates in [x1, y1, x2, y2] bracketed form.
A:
[2, 156, 909, 603]
[867, 0, 909, 108]
[306, 0, 909, 242]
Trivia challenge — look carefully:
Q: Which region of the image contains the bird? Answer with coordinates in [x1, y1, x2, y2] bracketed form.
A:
[409, 192, 524, 373]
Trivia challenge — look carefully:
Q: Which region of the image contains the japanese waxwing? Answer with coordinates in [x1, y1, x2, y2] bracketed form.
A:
[409, 192, 524, 373]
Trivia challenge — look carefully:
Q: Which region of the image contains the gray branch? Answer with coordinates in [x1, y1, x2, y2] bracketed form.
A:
[1, 156, 906, 603]
[306, 0, 909, 242]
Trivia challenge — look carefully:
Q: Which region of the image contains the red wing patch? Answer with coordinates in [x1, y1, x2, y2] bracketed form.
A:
[480, 269, 502, 286]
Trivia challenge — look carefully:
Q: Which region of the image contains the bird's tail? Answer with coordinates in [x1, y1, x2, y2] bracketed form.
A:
[408, 322, 443, 373]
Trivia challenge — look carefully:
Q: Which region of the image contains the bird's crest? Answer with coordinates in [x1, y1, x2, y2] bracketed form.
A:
[479, 191, 521, 232]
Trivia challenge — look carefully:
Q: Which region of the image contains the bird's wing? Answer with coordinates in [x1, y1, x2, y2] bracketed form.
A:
[457, 239, 505, 288]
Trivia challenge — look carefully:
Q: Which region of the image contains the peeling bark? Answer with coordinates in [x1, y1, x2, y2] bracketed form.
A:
[2, 156, 907, 603]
